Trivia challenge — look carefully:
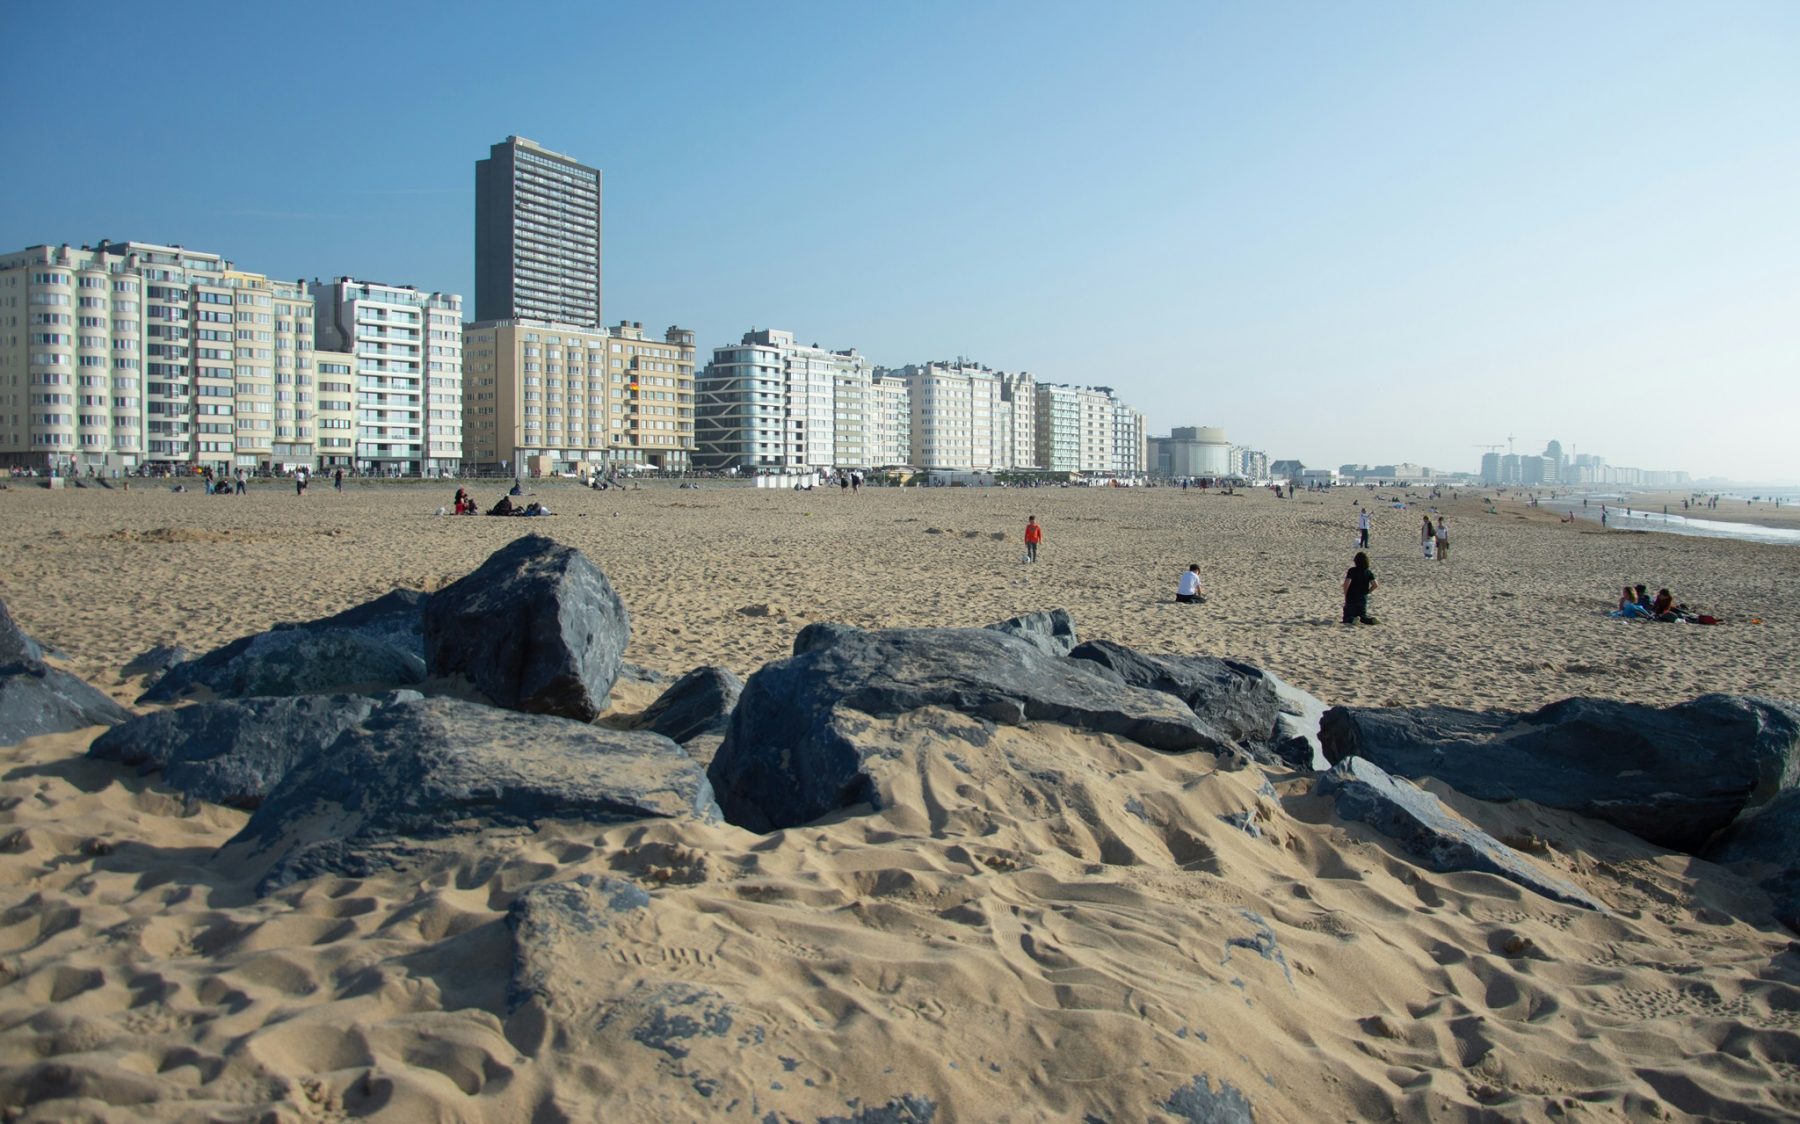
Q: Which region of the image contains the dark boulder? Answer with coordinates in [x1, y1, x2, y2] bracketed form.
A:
[0, 663, 131, 746]
[225, 696, 716, 892]
[1067, 640, 1285, 747]
[1319, 695, 1800, 853]
[792, 621, 858, 656]
[707, 625, 1212, 831]
[1704, 787, 1800, 932]
[631, 666, 742, 745]
[140, 589, 429, 703]
[1316, 756, 1605, 910]
[0, 596, 130, 746]
[87, 692, 410, 808]
[121, 644, 190, 685]
[424, 534, 629, 721]
[984, 608, 1078, 656]
[0, 598, 45, 668]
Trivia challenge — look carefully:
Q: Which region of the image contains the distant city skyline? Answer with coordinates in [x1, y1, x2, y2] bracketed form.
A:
[3, 2, 1794, 480]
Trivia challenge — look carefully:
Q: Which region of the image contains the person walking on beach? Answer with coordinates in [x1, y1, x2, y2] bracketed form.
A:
[1434, 517, 1448, 563]
[1421, 514, 1436, 560]
[295, 467, 308, 497]
[1342, 551, 1378, 625]
[334, 468, 344, 493]
[1358, 508, 1371, 549]
[1023, 515, 1043, 563]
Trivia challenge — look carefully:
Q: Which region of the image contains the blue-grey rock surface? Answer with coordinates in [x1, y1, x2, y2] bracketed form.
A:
[87, 692, 413, 808]
[1067, 640, 1285, 748]
[1704, 786, 1800, 932]
[1318, 694, 1800, 853]
[507, 874, 652, 1010]
[225, 696, 717, 892]
[121, 644, 190, 686]
[983, 608, 1078, 656]
[424, 534, 629, 721]
[139, 589, 429, 703]
[707, 623, 1211, 831]
[630, 665, 741, 744]
[1161, 1073, 1256, 1123]
[0, 597, 130, 746]
[1316, 756, 1605, 910]
[0, 599, 45, 668]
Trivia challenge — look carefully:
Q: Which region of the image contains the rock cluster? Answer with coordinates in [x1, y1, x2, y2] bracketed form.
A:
[4, 527, 1791, 932]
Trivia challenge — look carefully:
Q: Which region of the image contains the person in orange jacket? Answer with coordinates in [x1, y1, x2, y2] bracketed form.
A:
[1024, 515, 1043, 563]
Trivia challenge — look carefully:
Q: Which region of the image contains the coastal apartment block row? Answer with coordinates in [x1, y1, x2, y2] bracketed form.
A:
[0, 241, 463, 476]
[0, 240, 682, 478]
[692, 328, 1148, 475]
[0, 238, 1152, 479]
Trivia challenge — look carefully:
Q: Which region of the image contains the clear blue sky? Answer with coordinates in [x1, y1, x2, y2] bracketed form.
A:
[4, 1, 1796, 481]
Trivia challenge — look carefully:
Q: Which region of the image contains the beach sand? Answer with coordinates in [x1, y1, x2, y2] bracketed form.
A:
[2, 480, 1798, 1121]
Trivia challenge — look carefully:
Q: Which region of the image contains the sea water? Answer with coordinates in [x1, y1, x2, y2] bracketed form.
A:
[1546, 499, 1800, 546]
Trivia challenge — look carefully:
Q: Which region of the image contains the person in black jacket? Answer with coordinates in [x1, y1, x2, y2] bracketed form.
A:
[1342, 552, 1378, 625]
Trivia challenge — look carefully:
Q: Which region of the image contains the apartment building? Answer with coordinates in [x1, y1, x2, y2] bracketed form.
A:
[1033, 383, 1081, 472]
[897, 362, 1002, 471]
[695, 329, 867, 470]
[998, 371, 1037, 470]
[475, 136, 603, 327]
[312, 278, 463, 476]
[0, 241, 330, 475]
[462, 318, 694, 474]
[1110, 397, 1146, 474]
[868, 374, 911, 467]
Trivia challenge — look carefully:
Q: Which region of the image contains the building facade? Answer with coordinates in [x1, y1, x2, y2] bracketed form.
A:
[462, 318, 693, 474]
[0, 241, 332, 475]
[475, 136, 602, 328]
[998, 371, 1037, 471]
[312, 278, 463, 476]
[868, 374, 911, 467]
[1034, 384, 1081, 472]
[899, 362, 1002, 471]
[695, 329, 867, 471]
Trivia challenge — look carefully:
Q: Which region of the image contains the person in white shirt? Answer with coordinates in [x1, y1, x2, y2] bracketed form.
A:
[1176, 564, 1205, 604]
[1357, 509, 1371, 548]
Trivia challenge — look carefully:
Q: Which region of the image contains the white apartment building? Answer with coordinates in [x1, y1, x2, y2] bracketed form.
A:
[1032, 383, 1138, 474]
[0, 241, 330, 475]
[999, 371, 1037, 470]
[696, 329, 867, 470]
[832, 366, 871, 469]
[869, 374, 911, 467]
[312, 278, 462, 476]
[898, 362, 1002, 471]
[1075, 387, 1115, 473]
[1110, 397, 1146, 474]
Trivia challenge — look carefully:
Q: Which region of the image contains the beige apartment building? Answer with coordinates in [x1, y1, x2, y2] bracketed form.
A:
[462, 318, 695, 475]
[0, 241, 329, 475]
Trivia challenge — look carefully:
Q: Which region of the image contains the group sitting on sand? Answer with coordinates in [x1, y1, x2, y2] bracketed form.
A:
[487, 494, 552, 517]
[1611, 583, 1715, 623]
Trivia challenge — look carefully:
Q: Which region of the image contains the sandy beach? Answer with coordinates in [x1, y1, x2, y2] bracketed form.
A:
[2, 480, 1798, 1121]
